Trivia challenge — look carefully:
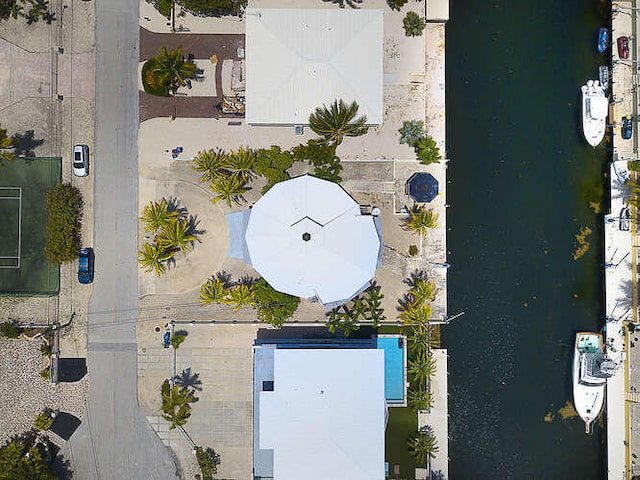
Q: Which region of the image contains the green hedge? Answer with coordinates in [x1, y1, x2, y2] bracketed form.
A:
[141, 59, 171, 97]
[45, 183, 83, 265]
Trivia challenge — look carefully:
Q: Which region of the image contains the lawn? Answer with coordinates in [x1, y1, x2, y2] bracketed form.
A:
[386, 405, 418, 479]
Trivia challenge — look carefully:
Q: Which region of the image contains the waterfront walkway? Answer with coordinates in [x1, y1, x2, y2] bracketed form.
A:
[610, 2, 640, 478]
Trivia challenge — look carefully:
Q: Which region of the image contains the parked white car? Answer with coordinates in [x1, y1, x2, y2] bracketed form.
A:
[73, 144, 89, 177]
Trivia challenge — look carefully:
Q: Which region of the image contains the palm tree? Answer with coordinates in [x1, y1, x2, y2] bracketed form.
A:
[209, 174, 248, 207]
[403, 11, 427, 37]
[408, 387, 433, 412]
[151, 46, 197, 94]
[227, 147, 257, 183]
[408, 324, 431, 358]
[402, 206, 439, 237]
[192, 149, 229, 183]
[224, 284, 255, 311]
[408, 428, 439, 465]
[140, 198, 180, 233]
[199, 277, 227, 305]
[308, 99, 368, 145]
[0, 125, 16, 167]
[138, 242, 175, 275]
[160, 379, 195, 429]
[157, 218, 197, 253]
[400, 303, 432, 326]
[410, 278, 437, 306]
[408, 353, 436, 387]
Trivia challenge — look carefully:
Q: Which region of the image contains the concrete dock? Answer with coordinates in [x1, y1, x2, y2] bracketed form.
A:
[609, 2, 640, 478]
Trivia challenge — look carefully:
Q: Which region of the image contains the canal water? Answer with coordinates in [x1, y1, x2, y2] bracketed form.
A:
[444, 0, 608, 478]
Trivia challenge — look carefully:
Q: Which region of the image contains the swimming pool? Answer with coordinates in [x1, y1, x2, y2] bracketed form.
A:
[376, 336, 405, 404]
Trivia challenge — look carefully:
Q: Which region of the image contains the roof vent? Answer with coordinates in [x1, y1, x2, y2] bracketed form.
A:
[302, 233, 311, 242]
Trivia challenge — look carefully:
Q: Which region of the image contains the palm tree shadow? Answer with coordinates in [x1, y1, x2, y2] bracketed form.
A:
[165, 196, 188, 219]
[216, 270, 233, 287]
[174, 367, 202, 392]
[613, 278, 633, 318]
[12, 130, 44, 158]
[187, 214, 205, 236]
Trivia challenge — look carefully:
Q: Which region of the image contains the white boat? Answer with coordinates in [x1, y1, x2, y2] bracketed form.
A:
[581, 80, 608, 147]
[573, 332, 615, 433]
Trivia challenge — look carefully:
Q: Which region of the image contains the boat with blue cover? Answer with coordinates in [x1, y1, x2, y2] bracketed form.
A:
[598, 27, 609, 53]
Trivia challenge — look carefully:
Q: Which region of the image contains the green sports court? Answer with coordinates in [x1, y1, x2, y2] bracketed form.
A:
[0, 158, 60, 295]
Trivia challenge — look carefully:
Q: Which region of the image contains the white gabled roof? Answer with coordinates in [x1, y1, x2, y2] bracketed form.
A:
[259, 348, 386, 480]
[245, 8, 383, 125]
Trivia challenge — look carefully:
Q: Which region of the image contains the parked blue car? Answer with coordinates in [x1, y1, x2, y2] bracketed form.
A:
[163, 331, 171, 348]
[622, 115, 633, 140]
[78, 248, 94, 284]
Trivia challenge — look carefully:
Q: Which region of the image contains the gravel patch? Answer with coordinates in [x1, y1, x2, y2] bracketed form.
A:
[0, 338, 88, 446]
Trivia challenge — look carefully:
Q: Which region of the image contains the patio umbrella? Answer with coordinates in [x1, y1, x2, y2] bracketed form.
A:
[245, 175, 380, 305]
[407, 172, 439, 203]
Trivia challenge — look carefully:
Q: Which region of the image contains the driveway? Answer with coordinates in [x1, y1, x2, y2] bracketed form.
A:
[139, 28, 244, 121]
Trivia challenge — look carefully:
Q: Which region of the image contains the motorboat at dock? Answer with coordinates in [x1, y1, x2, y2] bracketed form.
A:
[581, 80, 608, 148]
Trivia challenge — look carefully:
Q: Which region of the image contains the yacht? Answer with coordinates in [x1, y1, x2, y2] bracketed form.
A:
[581, 80, 608, 147]
[573, 332, 615, 433]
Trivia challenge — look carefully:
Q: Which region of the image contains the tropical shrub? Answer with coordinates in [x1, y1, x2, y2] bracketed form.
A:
[224, 283, 256, 311]
[415, 136, 441, 165]
[142, 46, 196, 96]
[253, 278, 300, 327]
[196, 447, 221, 479]
[408, 387, 433, 412]
[40, 341, 53, 357]
[0, 124, 17, 167]
[292, 141, 343, 183]
[0, 432, 58, 479]
[138, 198, 198, 275]
[34, 409, 53, 431]
[45, 183, 83, 264]
[398, 120, 425, 147]
[0, 0, 55, 24]
[629, 160, 640, 172]
[309, 99, 368, 146]
[403, 11, 426, 37]
[254, 146, 294, 193]
[141, 59, 170, 97]
[326, 282, 385, 335]
[409, 244, 419, 257]
[402, 206, 439, 237]
[146, 0, 173, 18]
[170, 332, 187, 349]
[199, 277, 228, 305]
[175, 0, 247, 17]
[387, 0, 408, 10]
[0, 321, 21, 339]
[40, 366, 50, 380]
[161, 379, 196, 429]
[408, 427, 439, 464]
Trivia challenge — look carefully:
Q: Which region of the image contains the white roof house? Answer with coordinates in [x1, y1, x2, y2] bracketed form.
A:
[254, 347, 386, 480]
[245, 8, 383, 125]
[244, 175, 381, 306]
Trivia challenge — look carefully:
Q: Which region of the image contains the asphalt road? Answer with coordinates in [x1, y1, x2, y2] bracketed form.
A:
[63, 1, 179, 478]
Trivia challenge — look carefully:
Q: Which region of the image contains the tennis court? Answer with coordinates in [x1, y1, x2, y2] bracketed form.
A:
[0, 158, 61, 294]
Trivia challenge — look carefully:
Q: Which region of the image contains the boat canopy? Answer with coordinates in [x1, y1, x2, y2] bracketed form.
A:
[579, 351, 614, 386]
[588, 97, 608, 119]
